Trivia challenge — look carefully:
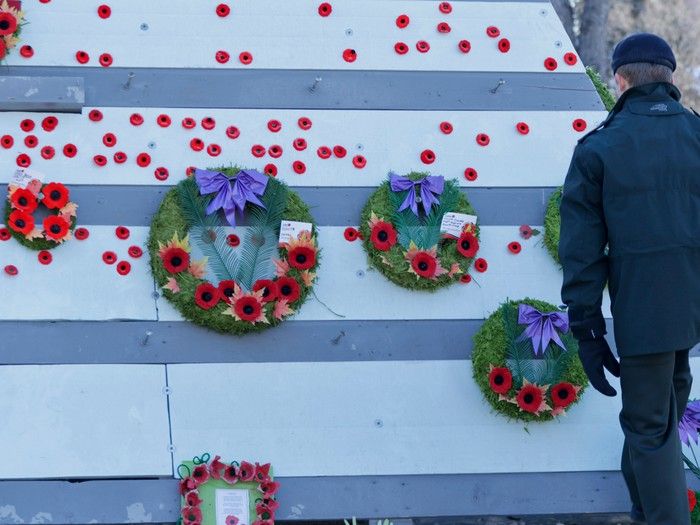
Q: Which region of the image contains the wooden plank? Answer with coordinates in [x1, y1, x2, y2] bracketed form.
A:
[7, 1, 579, 72]
[0, 108, 606, 187]
[0, 364, 171, 479]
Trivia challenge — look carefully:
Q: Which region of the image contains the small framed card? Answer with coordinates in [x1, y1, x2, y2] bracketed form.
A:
[178, 454, 279, 525]
[278, 220, 313, 245]
[9, 168, 44, 189]
[440, 211, 478, 239]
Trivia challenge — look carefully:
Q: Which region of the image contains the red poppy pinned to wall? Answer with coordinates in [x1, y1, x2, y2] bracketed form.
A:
[115, 226, 130, 240]
[116, 260, 131, 276]
[352, 155, 366, 169]
[40, 146, 55, 160]
[508, 241, 522, 254]
[136, 152, 151, 167]
[20, 119, 34, 132]
[464, 167, 478, 181]
[24, 135, 38, 148]
[342, 48, 357, 62]
[474, 257, 488, 272]
[395, 14, 409, 28]
[572, 118, 587, 132]
[267, 119, 281, 133]
[102, 133, 117, 147]
[251, 144, 266, 158]
[190, 138, 205, 152]
[458, 40, 471, 53]
[318, 2, 332, 17]
[75, 50, 89, 64]
[93, 154, 107, 167]
[333, 145, 346, 158]
[19, 44, 33, 58]
[263, 163, 277, 177]
[292, 138, 307, 151]
[182, 117, 196, 129]
[317, 146, 331, 159]
[97, 4, 111, 18]
[439, 2, 452, 14]
[0, 227, 10, 241]
[476, 133, 490, 146]
[16, 153, 30, 167]
[460, 274, 472, 284]
[113, 151, 127, 164]
[226, 126, 240, 139]
[440, 121, 453, 134]
[516, 122, 530, 135]
[38, 250, 52, 265]
[544, 57, 558, 71]
[99, 53, 113, 67]
[129, 113, 144, 126]
[416, 40, 430, 53]
[498, 38, 511, 53]
[268, 145, 282, 158]
[437, 22, 451, 34]
[197, 117, 214, 130]
[154, 166, 169, 181]
[292, 160, 306, 174]
[564, 52, 578, 66]
[4, 265, 18, 276]
[42, 116, 58, 132]
[215, 50, 230, 64]
[1, 135, 13, 148]
[420, 149, 436, 164]
[239, 51, 253, 65]
[88, 109, 103, 122]
[394, 42, 408, 55]
[74, 227, 89, 240]
[207, 144, 221, 157]
[486, 26, 500, 38]
[157, 114, 172, 127]
[298, 117, 312, 130]
[216, 3, 230, 17]
[344, 227, 359, 242]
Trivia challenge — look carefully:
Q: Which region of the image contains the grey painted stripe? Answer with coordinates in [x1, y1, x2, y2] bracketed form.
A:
[0, 320, 625, 365]
[0, 76, 84, 113]
[0, 471, 679, 523]
[0, 68, 605, 111]
[0, 185, 559, 227]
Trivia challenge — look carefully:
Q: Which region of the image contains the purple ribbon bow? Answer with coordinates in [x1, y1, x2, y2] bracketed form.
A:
[194, 168, 268, 227]
[516, 304, 570, 356]
[389, 173, 445, 216]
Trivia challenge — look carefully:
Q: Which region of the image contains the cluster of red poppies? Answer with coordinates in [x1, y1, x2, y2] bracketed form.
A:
[179, 455, 279, 525]
[0, 1, 23, 60]
[99, 226, 142, 276]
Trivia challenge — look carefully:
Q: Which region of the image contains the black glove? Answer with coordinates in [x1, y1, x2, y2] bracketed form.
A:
[577, 337, 620, 397]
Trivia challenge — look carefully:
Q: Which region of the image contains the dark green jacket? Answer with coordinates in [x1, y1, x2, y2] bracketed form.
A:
[560, 82, 700, 356]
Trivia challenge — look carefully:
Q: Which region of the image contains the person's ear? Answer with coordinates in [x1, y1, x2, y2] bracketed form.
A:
[614, 72, 628, 94]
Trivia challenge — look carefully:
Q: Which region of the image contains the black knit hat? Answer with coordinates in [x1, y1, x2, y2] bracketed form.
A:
[612, 33, 676, 74]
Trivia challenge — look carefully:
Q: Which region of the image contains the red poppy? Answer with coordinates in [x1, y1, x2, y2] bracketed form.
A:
[498, 38, 511, 53]
[263, 163, 277, 177]
[288, 245, 316, 270]
[352, 155, 366, 169]
[234, 295, 263, 322]
[102, 133, 116, 147]
[226, 234, 240, 247]
[254, 462, 271, 481]
[178, 476, 197, 495]
[8, 210, 34, 235]
[251, 144, 266, 157]
[126, 246, 142, 259]
[411, 251, 438, 278]
[217, 280, 238, 302]
[416, 40, 430, 53]
[439, 1, 452, 13]
[10, 188, 38, 213]
[256, 503, 274, 521]
[276, 276, 301, 303]
[75, 50, 90, 64]
[96, 4, 111, 18]
[1, 135, 13, 148]
[488, 367, 512, 395]
[486, 26, 500, 38]
[394, 42, 408, 55]
[136, 152, 151, 167]
[342, 48, 357, 62]
[519, 225, 533, 239]
[161, 247, 189, 274]
[464, 167, 478, 181]
[63, 143, 77, 157]
[237, 461, 256, 482]
[293, 160, 306, 174]
[293, 138, 307, 151]
[420, 149, 436, 164]
[298, 117, 312, 130]
[516, 122, 529, 135]
[318, 2, 332, 16]
[129, 113, 143, 126]
[222, 464, 238, 484]
[154, 167, 169, 181]
[550, 382, 578, 408]
[88, 109, 103, 122]
[185, 490, 202, 507]
[4, 265, 18, 276]
[458, 40, 471, 53]
[19, 44, 33, 58]
[226, 126, 240, 139]
[44, 215, 70, 241]
[395, 14, 409, 28]
[190, 138, 204, 152]
[260, 480, 280, 496]
[344, 227, 359, 241]
[20, 119, 34, 132]
[689, 489, 697, 512]
[267, 119, 281, 133]
[191, 464, 210, 485]
[457, 231, 479, 258]
[333, 145, 346, 158]
[370, 221, 397, 251]
[209, 455, 226, 479]
[181, 506, 202, 525]
[156, 114, 171, 127]
[268, 145, 282, 158]
[431, 19, 449, 33]
[207, 143, 221, 157]
[239, 51, 253, 65]
[216, 50, 230, 64]
[516, 384, 545, 414]
[93, 154, 107, 166]
[114, 151, 127, 164]
[564, 52, 578, 66]
[74, 227, 89, 240]
[195, 283, 220, 310]
[0, 228, 10, 241]
[225, 516, 239, 525]
[544, 57, 558, 71]
[476, 133, 490, 146]
[460, 274, 472, 284]
[440, 121, 453, 134]
[99, 53, 113, 67]
[474, 258, 488, 272]
[508, 241, 522, 254]
[0, 12, 18, 36]
[216, 3, 230, 17]
[317, 146, 331, 159]
[38, 250, 52, 265]
[24, 135, 38, 148]
[181, 117, 196, 129]
[16, 153, 31, 167]
[116, 260, 131, 276]
[41, 146, 55, 159]
[573, 118, 587, 132]
[42, 116, 58, 131]
[186, 166, 196, 177]
[114, 226, 129, 239]
[102, 251, 117, 265]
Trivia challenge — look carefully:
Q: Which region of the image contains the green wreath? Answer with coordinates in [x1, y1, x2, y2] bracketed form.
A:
[471, 298, 588, 422]
[543, 187, 562, 265]
[148, 166, 318, 335]
[359, 172, 481, 291]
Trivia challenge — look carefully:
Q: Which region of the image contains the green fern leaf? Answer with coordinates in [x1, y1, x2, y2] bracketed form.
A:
[189, 226, 237, 282]
[177, 178, 217, 229]
[234, 225, 277, 290]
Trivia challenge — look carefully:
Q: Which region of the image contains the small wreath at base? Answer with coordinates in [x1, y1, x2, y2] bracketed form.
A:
[543, 187, 562, 266]
[0, 1, 26, 60]
[472, 298, 588, 422]
[360, 171, 480, 291]
[4, 177, 78, 250]
[148, 166, 318, 335]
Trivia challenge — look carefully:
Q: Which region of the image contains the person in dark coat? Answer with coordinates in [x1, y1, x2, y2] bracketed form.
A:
[560, 33, 700, 525]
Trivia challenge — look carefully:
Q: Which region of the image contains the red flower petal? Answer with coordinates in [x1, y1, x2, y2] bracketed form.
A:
[457, 231, 479, 258]
[508, 241, 522, 254]
[544, 57, 558, 71]
[288, 245, 316, 270]
[416, 40, 430, 53]
[276, 276, 301, 303]
[20, 45, 34, 58]
[440, 121, 453, 134]
[252, 279, 278, 303]
[293, 160, 306, 174]
[394, 42, 409, 55]
[218, 280, 238, 302]
[195, 283, 220, 310]
[264, 163, 277, 177]
[474, 258, 488, 272]
[99, 53, 113, 67]
[239, 51, 253, 65]
[551, 382, 577, 408]
[1, 135, 13, 148]
[97, 4, 111, 18]
[370, 221, 397, 251]
[352, 155, 366, 169]
[136, 152, 151, 167]
[42, 183, 70, 209]
[411, 251, 438, 278]
[226, 126, 240, 139]
[207, 143, 221, 157]
[488, 367, 512, 395]
[476, 133, 490, 146]
[516, 384, 544, 413]
[74, 227, 90, 240]
[161, 247, 189, 273]
[115, 226, 130, 240]
[298, 117, 312, 130]
[201, 117, 216, 130]
[4, 265, 18, 276]
[317, 146, 331, 159]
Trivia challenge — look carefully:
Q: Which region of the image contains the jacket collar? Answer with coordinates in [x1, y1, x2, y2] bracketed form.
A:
[611, 82, 681, 114]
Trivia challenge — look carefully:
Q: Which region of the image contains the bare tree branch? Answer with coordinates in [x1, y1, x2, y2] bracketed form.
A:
[579, 0, 612, 79]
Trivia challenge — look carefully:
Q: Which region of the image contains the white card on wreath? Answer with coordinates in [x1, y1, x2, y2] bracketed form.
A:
[10, 168, 44, 189]
[279, 220, 313, 244]
[215, 488, 250, 525]
[440, 212, 478, 238]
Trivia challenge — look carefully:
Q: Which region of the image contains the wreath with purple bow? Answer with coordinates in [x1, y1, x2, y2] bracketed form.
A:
[472, 298, 588, 422]
[148, 166, 319, 335]
[359, 171, 480, 291]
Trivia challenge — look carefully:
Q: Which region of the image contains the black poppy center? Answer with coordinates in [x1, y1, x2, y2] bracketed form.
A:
[281, 285, 292, 295]
[50, 224, 61, 234]
[418, 261, 429, 271]
[557, 389, 570, 400]
[171, 256, 182, 267]
[494, 375, 504, 385]
[50, 190, 61, 200]
[296, 253, 307, 264]
[461, 240, 471, 250]
[261, 287, 271, 298]
[222, 287, 235, 298]
[202, 292, 213, 302]
[524, 393, 534, 404]
[378, 230, 388, 242]
[16, 219, 25, 228]
[0, 21, 9, 30]
[243, 305, 254, 315]
[18, 196, 27, 206]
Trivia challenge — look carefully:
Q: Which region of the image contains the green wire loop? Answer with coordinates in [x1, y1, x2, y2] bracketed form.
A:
[176, 464, 191, 479]
[193, 452, 211, 465]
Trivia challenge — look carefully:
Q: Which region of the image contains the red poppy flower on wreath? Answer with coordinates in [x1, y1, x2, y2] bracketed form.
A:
[184, 490, 203, 507]
[222, 464, 239, 484]
[238, 461, 256, 482]
[688, 489, 697, 512]
[217, 280, 237, 303]
[407, 247, 445, 280]
[223, 285, 267, 323]
[456, 230, 479, 258]
[513, 380, 551, 416]
[252, 279, 278, 303]
[181, 506, 202, 525]
[191, 464, 210, 485]
[368, 213, 397, 251]
[43, 215, 70, 241]
[158, 233, 191, 274]
[344, 227, 359, 242]
[194, 282, 220, 310]
[276, 276, 301, 303]
[209, 455, 227, 480]
[10, 188, 38, 213]
[42, 182, 69, 209]
[285, 232, 317, 270]
[0, 12, 18, 36]
[550, 382, 579, 409]
[8, 209, 34, 235]
[488, 365, 513, 396]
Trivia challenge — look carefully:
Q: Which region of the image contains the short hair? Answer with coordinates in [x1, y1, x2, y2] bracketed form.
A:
[616, 62, 673, 86]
